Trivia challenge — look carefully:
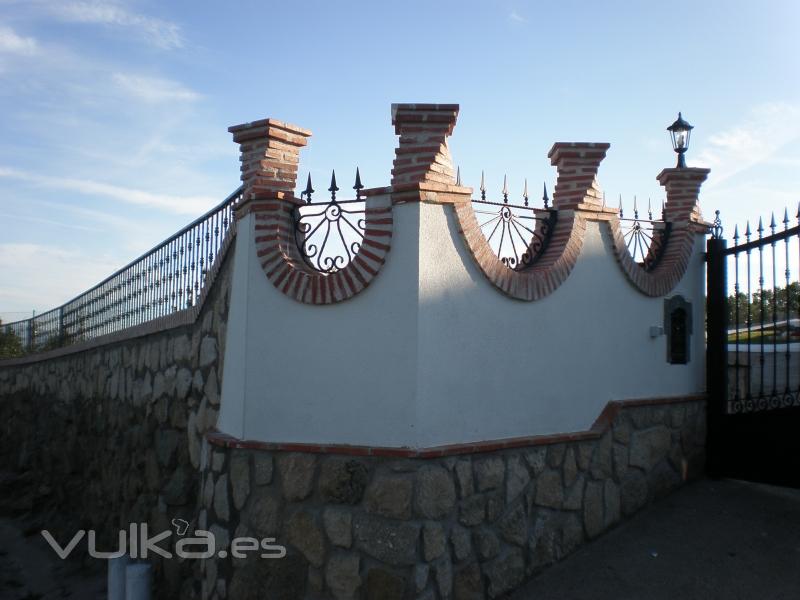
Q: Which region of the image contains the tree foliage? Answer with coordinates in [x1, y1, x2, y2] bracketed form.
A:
[0, 320, 24, 359]
[727, 282, 800, 329]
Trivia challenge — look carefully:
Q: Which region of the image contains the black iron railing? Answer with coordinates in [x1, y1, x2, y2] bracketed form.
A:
[1, 187, 243, 354]
[718, 206, 800, 413]
[618, 196, 669, 270]
[294, 169, 366, 274]
[471, 174, 555, 270]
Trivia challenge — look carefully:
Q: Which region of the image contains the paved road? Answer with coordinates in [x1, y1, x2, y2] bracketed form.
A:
[510, 478, 800, 600]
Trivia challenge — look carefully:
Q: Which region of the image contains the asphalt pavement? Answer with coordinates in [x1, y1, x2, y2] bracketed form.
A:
[510, 478, 800, 600]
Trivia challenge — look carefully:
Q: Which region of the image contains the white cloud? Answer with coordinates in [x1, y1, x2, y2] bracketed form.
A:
[695, 102, 800, 185]
[46, 0, 183, 49]
[509, 10, 527, 23]
[0, 166, 217, 215]
[0, 242, 122, 312]
[0, 26, 38, 55]
[112, 73, 201, 103]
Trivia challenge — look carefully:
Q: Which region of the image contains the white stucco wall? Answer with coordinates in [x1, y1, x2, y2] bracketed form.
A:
[219, 199, 706, 448]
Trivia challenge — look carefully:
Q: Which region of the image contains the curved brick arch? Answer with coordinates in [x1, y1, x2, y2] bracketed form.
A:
[453, 200, 587, 300]
[446, 142, 610, 300]
[229, 119, 393, 305]
[606, 218, 698, 297]
[237, 193, 393, 305]
[607, 167, 710, 297]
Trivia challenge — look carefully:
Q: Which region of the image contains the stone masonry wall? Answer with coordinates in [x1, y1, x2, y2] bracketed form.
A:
[0, 248, 234, 599]
[199, 398, 706, 600]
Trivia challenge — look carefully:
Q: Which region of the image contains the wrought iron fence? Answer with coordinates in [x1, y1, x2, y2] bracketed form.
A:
[618, 196, 669, 270]
[471, 174, 555, 270]
[1, 186, 243, 355]
[721, 205, 800, 413]
[294, 169, 366, 274]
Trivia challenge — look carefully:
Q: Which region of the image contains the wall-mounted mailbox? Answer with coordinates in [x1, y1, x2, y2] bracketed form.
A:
[664, 295, 692, 364]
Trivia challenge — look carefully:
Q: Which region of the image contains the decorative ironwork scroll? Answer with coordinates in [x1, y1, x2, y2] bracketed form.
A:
[471, 175, 555, 270]
[618, 196, 669, 271]
[294, 169, 367, 274]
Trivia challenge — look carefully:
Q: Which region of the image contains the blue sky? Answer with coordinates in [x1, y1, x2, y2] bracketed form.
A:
[0, 0, 798, 319]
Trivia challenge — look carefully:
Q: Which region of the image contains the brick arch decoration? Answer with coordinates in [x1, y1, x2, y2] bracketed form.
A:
[448, 142, 610, 301]
[229, 110, 711, 305]
[605, 167, 710, 297]
[229, 119, 393, 305]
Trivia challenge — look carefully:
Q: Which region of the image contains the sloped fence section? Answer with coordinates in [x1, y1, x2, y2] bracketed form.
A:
[2, 188, 241, 355]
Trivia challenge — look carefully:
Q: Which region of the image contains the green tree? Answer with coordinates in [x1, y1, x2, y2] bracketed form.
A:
[727, 282, 800, 332]
[0, 320, 24, 359]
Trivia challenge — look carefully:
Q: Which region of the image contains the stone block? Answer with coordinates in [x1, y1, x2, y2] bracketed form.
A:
[474, 457, 504, 492]
[453, 561, 483, 600]
[483, 549, 524, 599]
[326, 553, 361, 600]
[583, 481, 604, 539]
[318, 457, 368, 504]
[285, 510, 325, 568]
[534, 469, 564, 509]
[423, 522, 447, 561]
[620, 470, 648, 515]
[455, 459, 474, 498]
[353, 514, 420, 566]
[365, 567, 407, 600]
[323, 507, 352, 548]
[416, 465, 456, 519]
[278, 453, 316, 502]
[498, 501, 527, 547]
[364, 475, 412, 519]
[230, 451, 251, 511]
[505, 455, 530, 504]
[629, 426, 672, 471]
[245, 488, 280, 537]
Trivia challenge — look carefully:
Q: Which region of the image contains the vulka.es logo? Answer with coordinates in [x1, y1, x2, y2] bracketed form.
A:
[41, 521, 286, 560]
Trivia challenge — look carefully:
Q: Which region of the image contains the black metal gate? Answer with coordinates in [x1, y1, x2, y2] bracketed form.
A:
[706, 210, 800, 488]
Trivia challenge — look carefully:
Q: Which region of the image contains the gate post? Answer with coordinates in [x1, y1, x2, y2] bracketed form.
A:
[706, 230, 728, 478]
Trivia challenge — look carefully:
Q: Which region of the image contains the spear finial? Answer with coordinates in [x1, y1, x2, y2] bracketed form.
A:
[353, 167, 363, 197]
[302, 173, 314, 203]
[329, 170, 339, 200]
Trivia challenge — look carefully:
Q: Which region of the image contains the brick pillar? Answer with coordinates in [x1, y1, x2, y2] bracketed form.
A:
[390, 103, 459, 188]
[547, 142, 610, 210]
[657, 168, 710, 223]
[228, 119, 312, 200]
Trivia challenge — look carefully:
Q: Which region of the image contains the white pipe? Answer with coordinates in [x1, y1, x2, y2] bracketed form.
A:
[107, 555, 130, 600]
[125, 563, 153, 600]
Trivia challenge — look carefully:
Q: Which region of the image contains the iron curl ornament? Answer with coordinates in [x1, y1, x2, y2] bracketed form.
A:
[294, 169, 367, 274]
[471, 174, 556, 271]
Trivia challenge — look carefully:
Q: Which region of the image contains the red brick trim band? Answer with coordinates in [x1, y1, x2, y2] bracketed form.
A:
[246, 192, 393, 305]
[607, 218, 700, 297]
[0, 220, 238, 367]
[206, 394, 706, 458]
[453, 201, 587, 301]
[605, 167, 710, 296]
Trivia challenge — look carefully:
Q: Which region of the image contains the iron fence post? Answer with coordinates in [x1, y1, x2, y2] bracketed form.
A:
[706, 236, 728, 478]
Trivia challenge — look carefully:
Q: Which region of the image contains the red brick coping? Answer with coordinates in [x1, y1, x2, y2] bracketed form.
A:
[205, 394, 706, 458]
[239, 191, 393, 305]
